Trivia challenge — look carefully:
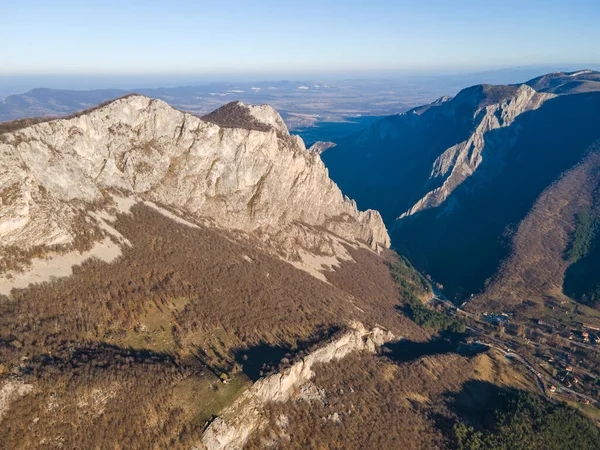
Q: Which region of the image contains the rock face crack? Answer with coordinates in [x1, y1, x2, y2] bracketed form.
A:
[247, 167, 272, 216]
[95, 158, 108, 181]
[175, 114, 187, 144]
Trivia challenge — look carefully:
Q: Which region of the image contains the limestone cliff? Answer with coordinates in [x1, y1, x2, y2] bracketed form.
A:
[307, 141, 337, 154]
[0, 96, 389, 265]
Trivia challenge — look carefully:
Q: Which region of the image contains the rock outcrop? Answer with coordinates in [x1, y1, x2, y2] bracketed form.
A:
[197, 322, 395, 450]
[0, 380, 34, 421]
[0, 96, 389, 264]
[307, 141, 337, 154]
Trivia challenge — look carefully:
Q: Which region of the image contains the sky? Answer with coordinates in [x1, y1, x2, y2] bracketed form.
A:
[1, 0, 600, 76]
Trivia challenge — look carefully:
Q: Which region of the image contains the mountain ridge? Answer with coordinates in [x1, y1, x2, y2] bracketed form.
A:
[0, 95, 389, 284]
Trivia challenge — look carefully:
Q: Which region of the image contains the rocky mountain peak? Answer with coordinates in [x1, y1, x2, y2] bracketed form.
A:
[526, 69, 600, 94]
[202, 101, 289, 136]
[0, 96, 389, 280]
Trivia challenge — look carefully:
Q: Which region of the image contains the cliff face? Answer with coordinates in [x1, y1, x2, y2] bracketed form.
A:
[399, 85, 554, 218]
[198, 322, 395, 450]
[0, 96, 389, 261]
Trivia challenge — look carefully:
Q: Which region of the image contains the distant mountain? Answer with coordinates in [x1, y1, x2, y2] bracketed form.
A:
[0, 80, 420, 129]
[322, 70, 600, 307]
[0, 87, 127, 118]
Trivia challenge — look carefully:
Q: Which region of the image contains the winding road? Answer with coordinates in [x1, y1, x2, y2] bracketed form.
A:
[471, 332, 598, 405]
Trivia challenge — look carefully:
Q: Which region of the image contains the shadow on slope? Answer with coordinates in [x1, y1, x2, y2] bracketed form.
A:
[564, 228, 600, 308]
[321, 102, 476, 223]
[380, 336, 486, 364]
[232, 325, 342, 382]
[394, 92, 600, 301]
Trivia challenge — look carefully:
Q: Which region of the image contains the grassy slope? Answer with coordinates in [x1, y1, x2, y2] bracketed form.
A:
[471, 147, 600, 311]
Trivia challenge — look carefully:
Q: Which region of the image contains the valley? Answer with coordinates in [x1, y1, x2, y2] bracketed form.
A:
[322, 70, 600, 306]
[313, 70, 600, 432]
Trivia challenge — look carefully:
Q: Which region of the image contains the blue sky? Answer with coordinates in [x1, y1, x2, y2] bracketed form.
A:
[1, 0, 599, 75]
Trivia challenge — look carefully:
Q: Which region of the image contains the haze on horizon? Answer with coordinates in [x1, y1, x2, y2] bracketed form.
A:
[2, 0, 599, 77]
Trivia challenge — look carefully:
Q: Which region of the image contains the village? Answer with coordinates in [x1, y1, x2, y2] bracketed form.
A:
[426, 295, 600, 419]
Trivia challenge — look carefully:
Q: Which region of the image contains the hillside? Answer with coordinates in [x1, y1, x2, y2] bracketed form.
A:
[471, 146, 600, 311]
[0, 200, 428, 449]
[246, 350, 600, 449]
[0, 97, 423, 449]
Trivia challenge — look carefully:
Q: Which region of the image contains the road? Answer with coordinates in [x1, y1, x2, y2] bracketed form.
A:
[426, 295, 475, 318]
[470, 330, 598, 405]
[424, 293, 599, 405]
[503, 352, 549, 396]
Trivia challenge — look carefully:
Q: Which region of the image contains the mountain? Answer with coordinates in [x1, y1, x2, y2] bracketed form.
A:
[0, 96, 387, 257]
[0, 87, 127, 120]
[0, 95, 435, 449]
[526, 69, 600, 94]
[0, 81, 421, 130]
[321, 70, 600, 306]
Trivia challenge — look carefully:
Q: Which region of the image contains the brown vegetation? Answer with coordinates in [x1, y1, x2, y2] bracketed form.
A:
[202, 102, 274, 133]
[1, 345, 202, 449]
[0, 203, 426, 449]
[473, 146, 600, 311]
[246, 348, 535, 449]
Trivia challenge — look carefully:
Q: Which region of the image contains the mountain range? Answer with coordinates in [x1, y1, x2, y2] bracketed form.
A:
[2, 71, 600, 449]
[0, 80, 431, 130]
